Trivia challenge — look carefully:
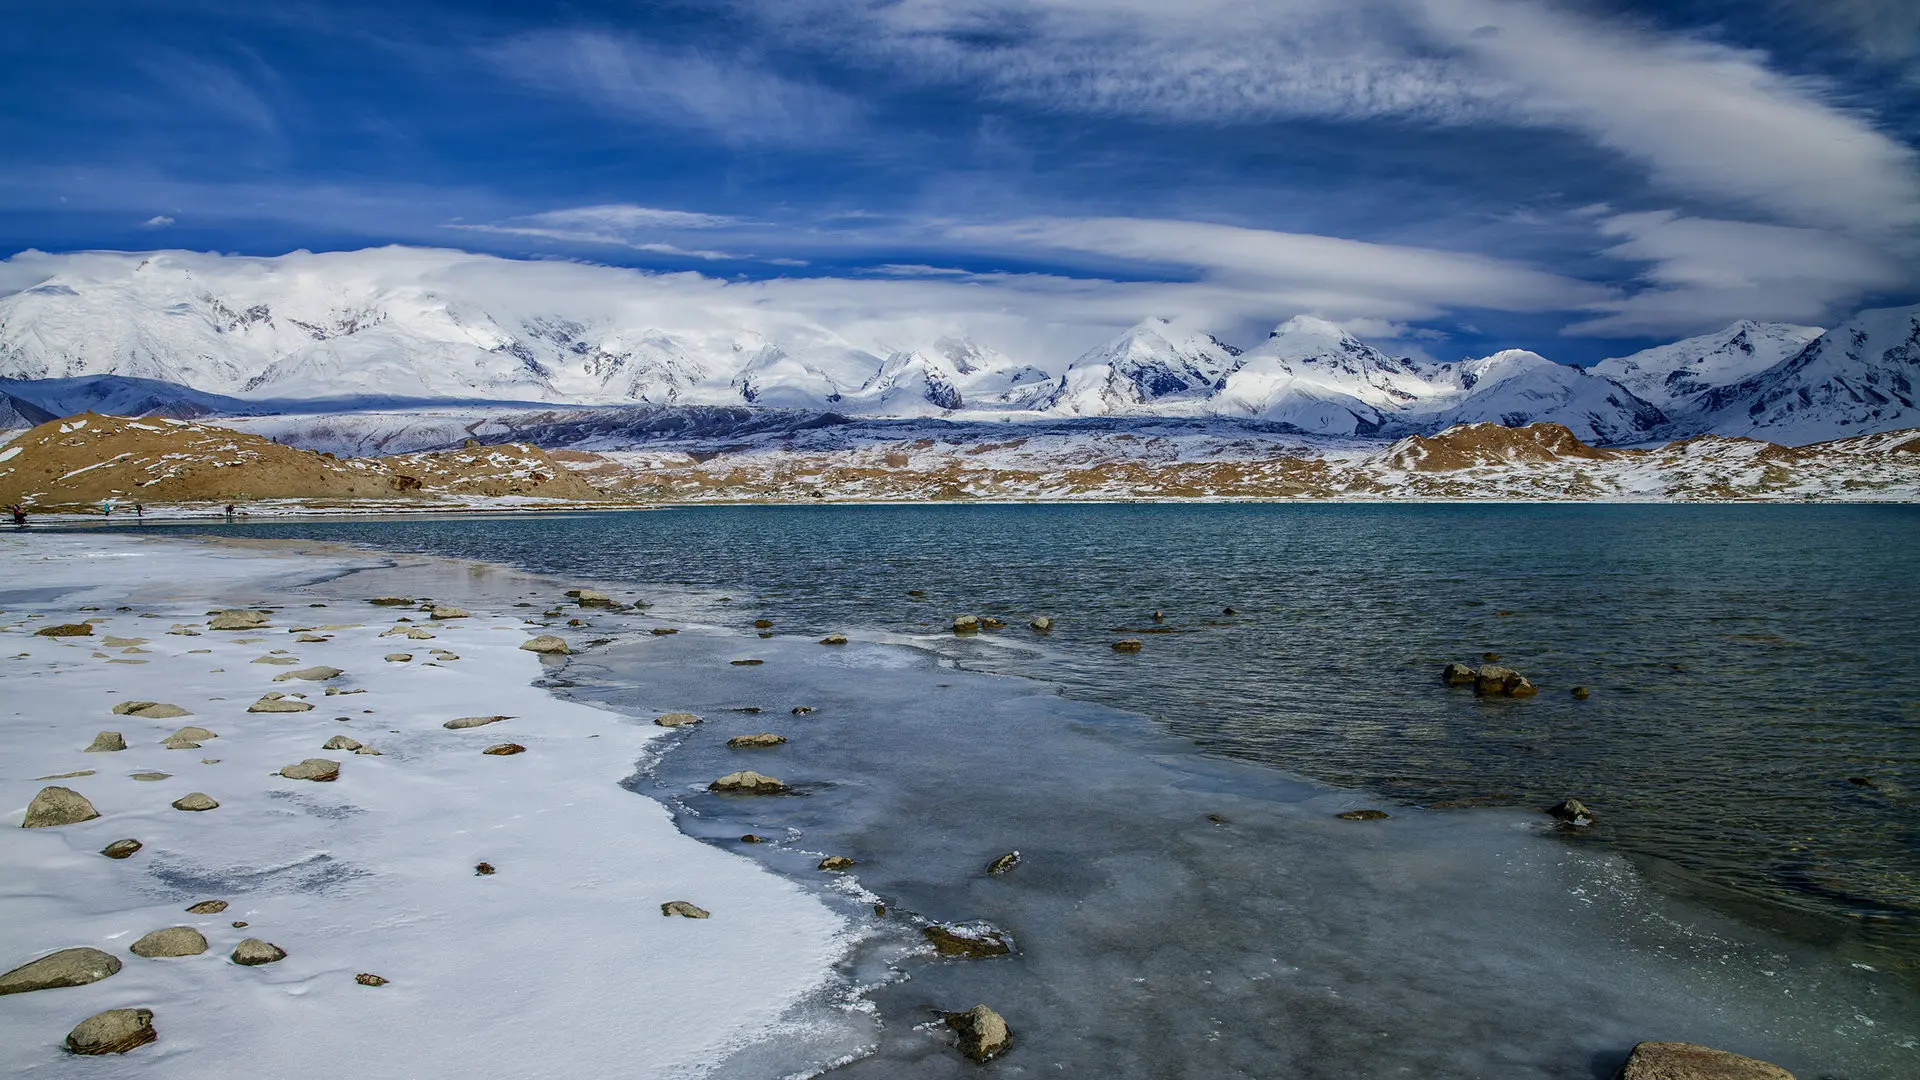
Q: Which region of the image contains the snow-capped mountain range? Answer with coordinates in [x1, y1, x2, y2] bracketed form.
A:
[0, 247, 1914, 446]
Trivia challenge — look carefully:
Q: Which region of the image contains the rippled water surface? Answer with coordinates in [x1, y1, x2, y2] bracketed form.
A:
[137, 504, 1920, 960]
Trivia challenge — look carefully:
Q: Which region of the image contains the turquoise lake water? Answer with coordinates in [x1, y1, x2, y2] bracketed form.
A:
[130, 503, 1920, 963]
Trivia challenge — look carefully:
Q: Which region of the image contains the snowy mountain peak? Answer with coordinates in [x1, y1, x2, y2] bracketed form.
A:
[1692, 304, 1919, 444]
[1042, 318, 1242, 414]
[1591, 320, 1823, 411]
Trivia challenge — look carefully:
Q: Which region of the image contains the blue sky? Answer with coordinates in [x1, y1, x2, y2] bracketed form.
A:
[3, 0, 1918, 363]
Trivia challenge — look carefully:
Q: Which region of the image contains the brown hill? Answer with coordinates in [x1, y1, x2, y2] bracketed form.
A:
[0, 413, 603, 507]
[1370, 422, 1623, 473]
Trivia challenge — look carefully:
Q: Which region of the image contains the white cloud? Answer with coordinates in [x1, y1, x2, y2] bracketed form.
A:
[451, 204, 763, 261]
[484, 31, 860, 145]
[1564, 211, 1907, 336]
[140, 215, 176, 228]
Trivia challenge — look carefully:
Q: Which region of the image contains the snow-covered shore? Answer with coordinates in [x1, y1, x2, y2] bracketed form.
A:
[0, 533, 851, 1078]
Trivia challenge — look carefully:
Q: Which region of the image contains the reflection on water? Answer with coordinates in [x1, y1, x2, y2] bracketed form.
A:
[134, 503, 1920, 960]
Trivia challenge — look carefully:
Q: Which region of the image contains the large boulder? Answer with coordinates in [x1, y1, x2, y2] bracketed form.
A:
[944, 1004, 1013, 1062]
[207, 609, 270, 630]
[953, 615, 980, 634]
[1441, 662, 1478, 685]
[519, 635, 570, 655]
[22, 786, 100, 828]
[708, 770, 790, 795]
[231, 939, 286, 966]
[66, 1008, 157, 1055]
[279, 759, 341, 782]
[1615, 1041, 1794, 1080]
[84, 731, 126, 753]
[1547, 798, 1597, 826]
[0, 947, 122, 995]
[112, 701, 191, 718]
[129, 927, 208, 959]
[1474, 665, 1537, 697]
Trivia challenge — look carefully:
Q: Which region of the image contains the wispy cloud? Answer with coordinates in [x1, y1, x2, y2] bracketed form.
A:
[483, 31, 861, 145]
[137, 50, 279, 134]
[1564, 210, 1907, 336]
[139, 215, 175, 228]
[450, 204, 795, 263]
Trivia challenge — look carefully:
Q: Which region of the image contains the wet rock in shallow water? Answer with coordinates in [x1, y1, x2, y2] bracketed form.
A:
[248, 693, 313, 714]
[172, 792, 218, 812]
[729, 658, 764, 666]
[1337, 809, 1392, 821]
[1571, 686, 1591, 699]
[944, 1004, 1013, 1061]
[230, 938, 286, 966]
[661, 901, 710, 919]
[1029, 616, 1053, 632]
[519, 634, 571, 657]
[654, 712, 703, 728]
[129, 926, 207, 958]
[818, 634, 848, 645]
[924, 922, 1013, 959]
[0, 947, 123, 995]
[1441, 662, 1478, 686]
[709, 770, 790, 794]
[952, 615, 980, 634]
[978, 616, 1006, 629]
[186, 900, 228, 914]
[444, 715, 510, 730]
[280, 758, 341, 782]
[1111, 639, 1144, 653]
[482, 743, 526, 756]
[790, 706, 814, 715]
[101, 839, 143, 859]
[273, 665, 343, 683]
[985, 851, 1020, 875]
[727, 733, 786, 749]
[368, 596, 413, 606]
[817, 855, 857, 871]
[35, 623, 93, 637]
[355, 972, 388, 986]
[66, 1007, 157, 1054]
[649, 627, 678, 636]
[84, 731, 126, 753]
[1547, 798, 1596, 826]
[752, 618, 774, 629]
[23, 786, 100, 828]
[740, 834, 765, 844]
[1474, 665, 1537, 697]
[1615, 1041, 1794, 1080]
[208, 609, 269, 630]
[113, 701, 191, 718]
[162, 726, 217, 749]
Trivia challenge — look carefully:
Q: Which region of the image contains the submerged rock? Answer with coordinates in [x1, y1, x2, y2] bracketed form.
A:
[818, 855, 857, 871]
[84, 731, 127, 753]
[101, 839, 143, 859]
[129, 927, 208, 959]
[248, 693, 313, 714]
[23, 786, 100, 828]
[709, 770, 790, 794]
[368, 596, 413, 606]
[985, 851, 1021, 875]
[1547, 798, 1596, 826]
[66, 1007, 156, 1055]
[660, 901, 710, 919]
[1111, 639, 1144, 653]
[1615, 1041, 1794, 1080]
[924, 922, 1014, 959]
[230, 939, 286, 966]
[727, 733, 787, 749]
[279, 758, 341, 782]
[1336, 809, 1392, 821]
[112, 701, 191, 718]
[0, 947, 122, 995]
[208, 609, 270, 630]
[944, 1004, 1013, 1062]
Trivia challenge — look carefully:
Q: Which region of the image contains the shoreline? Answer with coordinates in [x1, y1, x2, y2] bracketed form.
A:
[0, 532, 854, 1078]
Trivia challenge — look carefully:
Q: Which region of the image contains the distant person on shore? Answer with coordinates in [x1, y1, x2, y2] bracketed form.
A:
[134, 502, 144, 521]
[7, 505, 25, 527]
[224, 503, 236, 523]
[102, 498, 114, 518]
